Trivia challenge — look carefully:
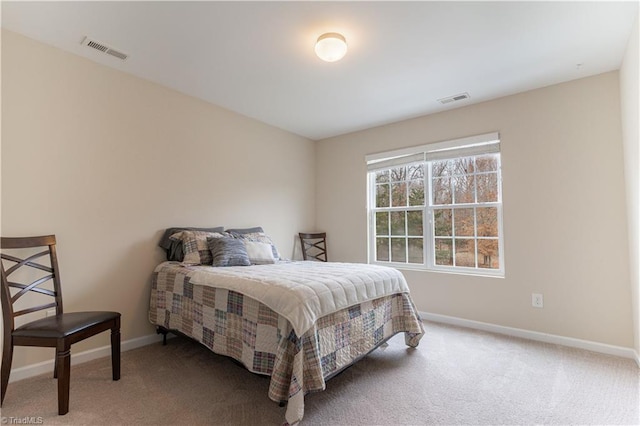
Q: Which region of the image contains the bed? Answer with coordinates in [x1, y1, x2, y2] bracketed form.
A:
[148, 228, 425, 424]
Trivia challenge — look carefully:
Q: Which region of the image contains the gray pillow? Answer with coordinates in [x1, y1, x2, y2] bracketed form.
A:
[208, 237, 251, 267]
[225, 227, 264, 234]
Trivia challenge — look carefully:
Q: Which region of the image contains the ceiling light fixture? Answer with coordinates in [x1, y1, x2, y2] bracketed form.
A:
[315, 32, 348, 62]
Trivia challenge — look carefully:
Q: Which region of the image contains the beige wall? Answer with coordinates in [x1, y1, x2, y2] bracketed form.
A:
[620, 14, 640, 357]
[317, 72, 634, 348]
[1, 30, 316, 369]
[2, 24, 637, 374]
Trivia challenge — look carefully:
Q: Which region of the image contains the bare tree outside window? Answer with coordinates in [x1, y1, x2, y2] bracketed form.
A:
[431, 154, 501, 269]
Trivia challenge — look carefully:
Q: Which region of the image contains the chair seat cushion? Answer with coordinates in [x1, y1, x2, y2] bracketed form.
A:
[13, 311, 120, 339]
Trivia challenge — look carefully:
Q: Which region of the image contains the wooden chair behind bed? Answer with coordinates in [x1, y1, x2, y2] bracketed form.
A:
[299, 232, 328, 262]
[0, 235, 121, 415]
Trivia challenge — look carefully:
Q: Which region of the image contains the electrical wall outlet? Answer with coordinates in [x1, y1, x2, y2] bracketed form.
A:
[532, 293, 544, 308]
[46, 309, 57, 317]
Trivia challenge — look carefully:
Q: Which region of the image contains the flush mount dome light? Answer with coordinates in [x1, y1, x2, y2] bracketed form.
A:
[315, 32, 347, 62]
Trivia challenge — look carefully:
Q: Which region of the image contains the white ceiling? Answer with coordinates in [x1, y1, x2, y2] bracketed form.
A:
[2, 1, 638, 140]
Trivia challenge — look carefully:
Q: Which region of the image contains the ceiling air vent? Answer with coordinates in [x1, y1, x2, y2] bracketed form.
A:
[81, 36, 128, 61]
[438, 92, 470, 105]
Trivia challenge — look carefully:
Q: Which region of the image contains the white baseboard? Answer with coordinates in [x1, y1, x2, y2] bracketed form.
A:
[9, 332, 165, 383]
[9, 316, 640, 381]
[421, 311, 639, 366]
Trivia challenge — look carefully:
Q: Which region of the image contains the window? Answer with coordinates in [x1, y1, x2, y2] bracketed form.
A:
[367, 133, 504, 276]
[373, 164, 425, 264]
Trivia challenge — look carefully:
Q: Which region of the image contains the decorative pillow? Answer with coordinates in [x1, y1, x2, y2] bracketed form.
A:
[227, 228, 281, 260]
[159, 227, 224, 261]
[244, 241, 277, 265]
[207, 237, 251, 267]
[169, 230, 227, 265]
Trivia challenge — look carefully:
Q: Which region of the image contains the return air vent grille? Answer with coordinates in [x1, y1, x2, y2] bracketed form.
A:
[81, 36, 128, 61]
[438, 92, 470, 105]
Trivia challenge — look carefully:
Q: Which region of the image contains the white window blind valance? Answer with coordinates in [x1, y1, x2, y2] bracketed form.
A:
[366, 152, 426, 171]
[366, 132, 500, 171]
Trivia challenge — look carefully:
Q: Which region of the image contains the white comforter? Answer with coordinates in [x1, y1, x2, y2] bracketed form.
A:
[182, 261, 410, 336]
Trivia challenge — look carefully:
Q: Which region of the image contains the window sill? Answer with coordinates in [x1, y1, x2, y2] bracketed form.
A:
[369, 261, 505, 279]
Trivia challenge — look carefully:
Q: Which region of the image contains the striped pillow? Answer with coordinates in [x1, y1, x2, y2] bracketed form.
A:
[208, 237, 251, 267]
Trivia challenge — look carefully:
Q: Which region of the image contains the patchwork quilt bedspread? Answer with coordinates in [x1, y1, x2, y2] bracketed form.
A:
[188, 261, 412, 336]
[149, 261, 424, 424]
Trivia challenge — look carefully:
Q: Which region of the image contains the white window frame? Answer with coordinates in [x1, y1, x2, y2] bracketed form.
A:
[366, 132, 505, 277]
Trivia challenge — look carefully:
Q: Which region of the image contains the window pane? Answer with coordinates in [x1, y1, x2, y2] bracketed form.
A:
[391, 238, 406, 262]
[408, 179, 424, 206]
[476, 155, 498, 172]
[391, 182, 407, 207]
[477, 173, 498, 202]
[451, 157, 474, 175]
[376, 183, 390, 208]
[434, 209, 452, 236]
[375, 170, 390, 183]
[453, 175, 475, 204]
[376, 212, 389, 236]
[435, 238, 453, 265]
[408, 238, 423, 263]
[477, 207, 498, 237]
[432, 177, 452, 205]
[455, 239, 476, 267]
[376, 238, 390, 262]
[408, 164, 424, 180]
[407, 211, 423, 236]
[390, 167, 405, 182]
[390, 211, 406, 235]
[454, 208, 475, 237]
[432, 160, 453, 177]
[478, 239, 499, 269]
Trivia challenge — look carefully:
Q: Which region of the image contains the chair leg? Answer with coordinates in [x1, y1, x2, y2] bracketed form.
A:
[53, 352, 58, 379]
[56, 341, 71, 415]
[1, 337, 13, 406]
[111, 324, 121, 381]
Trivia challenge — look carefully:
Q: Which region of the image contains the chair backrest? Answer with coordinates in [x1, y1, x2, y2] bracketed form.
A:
[299, 232, 328, 262]
[1, 235, 63, 333]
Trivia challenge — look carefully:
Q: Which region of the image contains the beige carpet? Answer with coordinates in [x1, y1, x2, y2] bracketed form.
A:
[2, 321, 639, 425]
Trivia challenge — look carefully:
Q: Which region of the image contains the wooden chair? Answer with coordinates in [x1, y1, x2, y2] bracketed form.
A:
[299, 232, 328, 262]
[0, 235, 121, 415]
